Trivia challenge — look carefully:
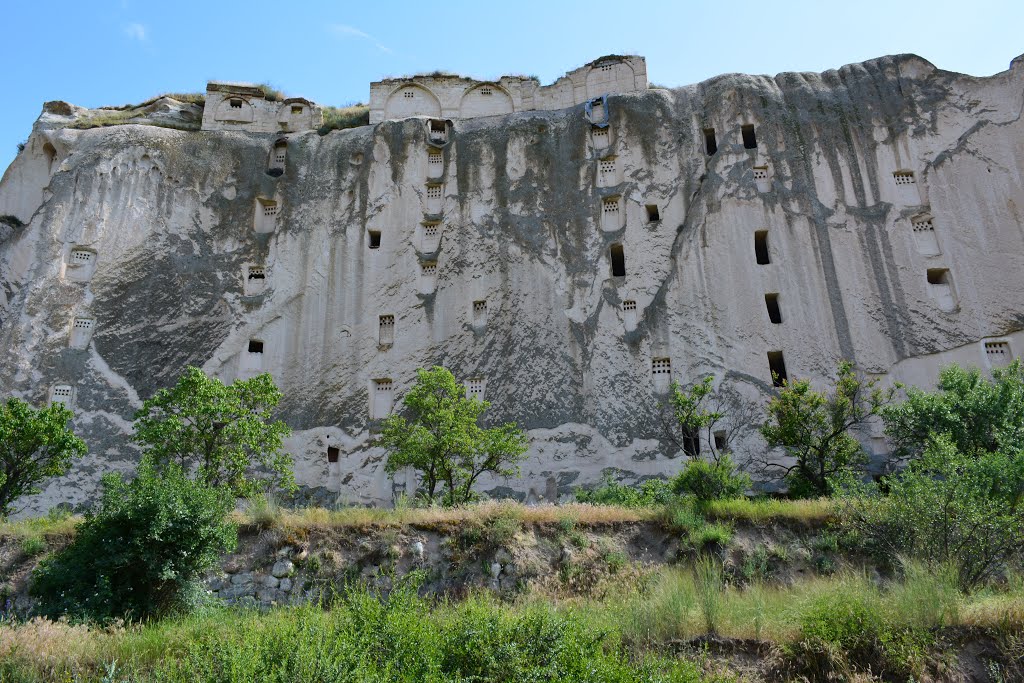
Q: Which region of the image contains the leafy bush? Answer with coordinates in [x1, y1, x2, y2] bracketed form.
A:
[838, 436, 1024, 590]
[31, 460, 236, 622]
[574, 475, 671, 508]
[19, 535, 46, 557]
[800, 590, 884, 653]
[689, 522, 732, 549]
[670, 454, 750, 501]
[659, 498, 706, 534]
[667, 376, 723, 458]
[794, 587, 932, 679]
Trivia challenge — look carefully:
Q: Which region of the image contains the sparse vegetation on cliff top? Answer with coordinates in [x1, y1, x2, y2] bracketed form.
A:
[318, 103, 370, 134]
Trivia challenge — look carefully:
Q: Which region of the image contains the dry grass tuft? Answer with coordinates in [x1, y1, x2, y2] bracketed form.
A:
[319, 104, 370, 134]
[702, 497, 835, 525]
[0, 617, 121, 674]
[0, 514, 80, 540]
[235, 500, 655, 534]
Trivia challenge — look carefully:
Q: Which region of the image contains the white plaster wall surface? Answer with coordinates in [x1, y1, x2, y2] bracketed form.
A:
[1, 53, 1023, 515]
[201, 83, 322, 133]
[369, 56, 648, 123]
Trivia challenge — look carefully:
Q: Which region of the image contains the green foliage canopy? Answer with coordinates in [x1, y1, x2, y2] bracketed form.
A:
[0, 397, 86, 517]
[132, 367, 294, 498]
[380, 367, 529, 506]
[760, 361, 896, 497]
[668, 377, 724, 459]
[884, 360, 1024, 461]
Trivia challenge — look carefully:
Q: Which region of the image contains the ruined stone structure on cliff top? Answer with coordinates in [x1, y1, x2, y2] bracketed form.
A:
[1, 53, 1022, 514]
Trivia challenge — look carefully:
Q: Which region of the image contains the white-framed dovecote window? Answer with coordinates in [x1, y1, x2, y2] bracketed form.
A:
[601, 196, 621, 231]
[50, 384, 73, 406]
[255, 198, 279, 233]
[651, 357, 672, 391]
[622, 299, 638, 330]
[427, 150, 443, 176]
[428, 119, 448, 144]
[69, 317, 96, 349]
[244, 265, 267, 296]
[753, 165, 771, 192]
[64, 247, 97, 282]
[372, 378, 394, 418]
[420, 261, 438, 293]
[911, 214, 941, 256]
[379, 314, 395, 346]
[466, 377, 486, 401]
[984, 339, 1013, 369]
[472, 299, 487, 327]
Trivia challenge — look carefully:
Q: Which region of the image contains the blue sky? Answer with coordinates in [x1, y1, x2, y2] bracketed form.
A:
[1, 0, 1021, 172]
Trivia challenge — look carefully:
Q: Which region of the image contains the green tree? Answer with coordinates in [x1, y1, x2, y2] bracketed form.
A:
[31, 458, 236, 622]
[839, 436, 1024, 590]
[0, 397, 87, 517]
[132, 366, 294, 498]
[884, 360, 1024, 462]
[760, 361, 896, 497]
[380, 367, 529, 506]
[668, 376, 724, 459]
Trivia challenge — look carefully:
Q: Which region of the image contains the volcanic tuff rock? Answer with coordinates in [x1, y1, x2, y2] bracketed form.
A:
[1, 54, 1023, 515]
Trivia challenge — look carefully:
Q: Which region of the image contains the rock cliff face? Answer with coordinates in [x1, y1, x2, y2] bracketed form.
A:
[2, 54, 1024, 514]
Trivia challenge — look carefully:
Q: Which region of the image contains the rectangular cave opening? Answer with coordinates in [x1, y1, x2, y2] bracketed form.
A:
[768, 351, 788, 387]
[683, 427, 700, 458]
[327, 446, 340, 463]
[610, 243, 626, 277]
[754, 230, 770, 265]
[248, 340, 264, 354]
[368, 230, 382, 249]
[927, 268, 950, 285]
[645, 204, 661, 222]
[742, 124, 757, 149]
[714, 430, 727, 451]
[704, 128, 717, 155]
[765, 293, 782, 324]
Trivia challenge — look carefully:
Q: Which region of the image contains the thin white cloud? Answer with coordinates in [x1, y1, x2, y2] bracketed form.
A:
[326, 23, 392, 54]
[124, 22, 148, 42]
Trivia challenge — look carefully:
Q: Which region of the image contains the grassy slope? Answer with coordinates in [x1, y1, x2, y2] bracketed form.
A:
[2, 500, 1021, 681]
